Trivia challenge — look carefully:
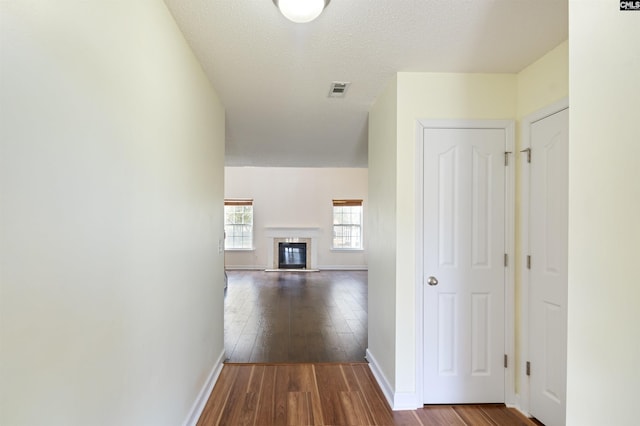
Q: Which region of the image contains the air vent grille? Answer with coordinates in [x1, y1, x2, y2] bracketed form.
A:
[328, 81, 351, 98]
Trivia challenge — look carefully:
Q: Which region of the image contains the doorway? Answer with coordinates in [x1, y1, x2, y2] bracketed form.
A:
[224, 270, 368, 363]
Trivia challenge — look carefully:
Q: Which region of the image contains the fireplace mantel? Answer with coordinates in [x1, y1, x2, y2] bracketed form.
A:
[265, 227, 321, 270]
[265, 227, 321, 238]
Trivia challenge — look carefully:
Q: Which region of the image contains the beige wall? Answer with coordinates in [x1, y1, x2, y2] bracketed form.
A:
[517, 41, 569, 119]
[367, 75, 399, 390]
[395, 73, 517, 395]
[567, 3, 639, 425]
[368, 45, 571, 404]
[224, 167, 368, 270]
[368, 72, 518, 402]
[0, 1, 226, 425]
[514, 40, 569, 393]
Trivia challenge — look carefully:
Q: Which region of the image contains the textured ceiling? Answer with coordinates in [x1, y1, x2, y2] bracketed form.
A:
[163, 0, 567, 167]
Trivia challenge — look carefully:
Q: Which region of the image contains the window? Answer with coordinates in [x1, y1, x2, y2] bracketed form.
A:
[224, 199, 253, 250]
[332, 199, 363, 249]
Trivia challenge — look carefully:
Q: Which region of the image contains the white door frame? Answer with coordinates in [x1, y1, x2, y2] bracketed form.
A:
[518, 98, 569, 416]
[415, 119, 516, 406]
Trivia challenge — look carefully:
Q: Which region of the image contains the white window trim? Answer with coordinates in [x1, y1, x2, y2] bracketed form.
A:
[224, 199, 254, 251]
[331, 200, 364, 250]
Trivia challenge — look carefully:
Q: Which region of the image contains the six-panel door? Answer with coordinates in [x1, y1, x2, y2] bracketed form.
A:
[423, 127, 506, 404]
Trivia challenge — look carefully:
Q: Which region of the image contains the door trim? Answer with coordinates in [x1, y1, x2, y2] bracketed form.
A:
[415, 119, 516, 406]
[518, 98, 569, 417]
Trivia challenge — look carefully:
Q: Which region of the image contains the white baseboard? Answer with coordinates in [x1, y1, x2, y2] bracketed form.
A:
[392, 392, 421, 411]
[365, 349, 394, 407]
[365, 349, 421, 411]
[506, 393, 520, 410]
[182, 350, 225, 426]
[224, 265, 264, 270]
[505, 393, 532, 420]
[225, 265, 368, 271]
[318, 265, 368, 271]
[511, 403, 532, 420]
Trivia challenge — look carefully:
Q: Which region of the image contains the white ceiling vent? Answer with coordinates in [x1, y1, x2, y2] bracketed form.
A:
[328, 81, 351, 98]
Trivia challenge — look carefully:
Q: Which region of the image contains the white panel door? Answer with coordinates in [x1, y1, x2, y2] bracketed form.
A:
[529, 108, 569, 426]
[423, 127, 506, 403]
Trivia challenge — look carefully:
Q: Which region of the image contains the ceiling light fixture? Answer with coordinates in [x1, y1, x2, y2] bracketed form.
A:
[272, 0, 330, 23]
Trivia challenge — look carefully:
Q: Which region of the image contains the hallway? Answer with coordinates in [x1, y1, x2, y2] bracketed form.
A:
[224, 270, 367, 363]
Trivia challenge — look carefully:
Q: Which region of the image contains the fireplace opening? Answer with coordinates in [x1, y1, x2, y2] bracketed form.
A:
[278, 242, 307, 269]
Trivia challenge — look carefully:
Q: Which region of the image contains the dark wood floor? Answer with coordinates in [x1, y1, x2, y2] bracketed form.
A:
[197, 363, 538, 426]
[224, 270, 368, 363]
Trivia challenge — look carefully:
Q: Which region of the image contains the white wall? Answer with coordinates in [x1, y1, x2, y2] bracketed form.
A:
[0, 1, 225, 425]
[224, 167, 368, 270]
[567, 3, 640, 425]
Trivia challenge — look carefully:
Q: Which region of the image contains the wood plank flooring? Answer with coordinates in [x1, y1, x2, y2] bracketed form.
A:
[224, 270, 368, 363]
[197, 363, 539, 426]
[219, 271, 541, 425]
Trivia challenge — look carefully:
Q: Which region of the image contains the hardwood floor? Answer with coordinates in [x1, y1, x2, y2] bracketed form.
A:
[224, 270, 368, 363]
[218, 271, 540, 425]
[197, 363, 539, 426]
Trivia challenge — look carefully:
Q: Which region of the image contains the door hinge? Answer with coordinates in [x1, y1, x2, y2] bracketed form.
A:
[504, 253, 508, 267]
[504, 151, 512, 166]
[526, 361, 531, 376]
[526, 255, 531, 269]
[520, 147, 532, 163]
[504, 354, 508, 368]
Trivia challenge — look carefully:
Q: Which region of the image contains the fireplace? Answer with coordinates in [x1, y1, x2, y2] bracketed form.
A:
[278, 242, 307, 269]
[265, 227, 320, 271]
